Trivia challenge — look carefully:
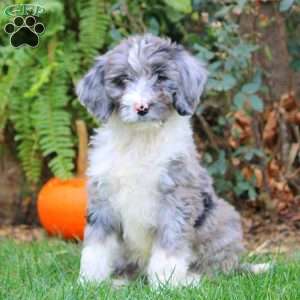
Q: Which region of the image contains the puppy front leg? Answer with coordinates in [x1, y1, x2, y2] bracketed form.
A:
[147, 204, 199, 288]
[79, 182, 121, 284]
[79, 230, 120, 284]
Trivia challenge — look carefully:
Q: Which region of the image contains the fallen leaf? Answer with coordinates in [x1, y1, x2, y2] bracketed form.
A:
[254, 168, 263, 188]
[234, 111, 251, 127]
[286, 111, 300, 125]
[280, 92, 296, 111]
[263, 110, 277, 144]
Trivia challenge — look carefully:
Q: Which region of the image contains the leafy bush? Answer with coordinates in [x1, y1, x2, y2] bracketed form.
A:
[1, 0, 299, 211]
[0, 0, 109, 183]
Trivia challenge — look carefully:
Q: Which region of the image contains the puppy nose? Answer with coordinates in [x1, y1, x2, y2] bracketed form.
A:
[134, 103, 149, 116]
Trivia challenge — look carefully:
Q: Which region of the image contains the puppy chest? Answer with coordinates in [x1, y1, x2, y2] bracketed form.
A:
[109, 162, 160, 257]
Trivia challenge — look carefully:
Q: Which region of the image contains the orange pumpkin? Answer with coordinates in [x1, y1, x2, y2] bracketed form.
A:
[37, 120, 88, 240]
[37, 177, 87, 239]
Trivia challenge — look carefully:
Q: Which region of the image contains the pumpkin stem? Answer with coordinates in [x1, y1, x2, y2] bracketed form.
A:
[75, 120, 88, 178]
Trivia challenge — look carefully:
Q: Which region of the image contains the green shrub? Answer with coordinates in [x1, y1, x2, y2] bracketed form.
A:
[0, 0, 299, 205]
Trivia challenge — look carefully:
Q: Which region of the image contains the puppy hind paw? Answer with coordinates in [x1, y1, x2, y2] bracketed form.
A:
[240, 262, 273, 274]
[111, 278, 130, 289]
[184, 272, 201, 287]
[149, 272, 201, 289]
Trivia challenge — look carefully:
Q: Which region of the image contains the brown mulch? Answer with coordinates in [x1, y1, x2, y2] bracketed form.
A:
[0, 224, 45, 242]
[242, 210, 300, 255]
[0, 215, 299, 254]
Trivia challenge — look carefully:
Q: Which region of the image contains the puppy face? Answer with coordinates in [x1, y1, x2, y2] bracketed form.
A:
[77, 34, 207, 124]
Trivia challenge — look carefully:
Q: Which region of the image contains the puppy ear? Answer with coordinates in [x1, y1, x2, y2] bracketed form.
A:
[173, 48, 208, 116]
[76, 56, 114, 122]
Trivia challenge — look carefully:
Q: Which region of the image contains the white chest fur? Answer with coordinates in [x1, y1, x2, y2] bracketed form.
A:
[87, 114, 194, 262]
[109, 136, 162, 261]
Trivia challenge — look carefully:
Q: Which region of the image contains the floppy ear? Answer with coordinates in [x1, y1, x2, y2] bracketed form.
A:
[173, 48, 208, 116]
[76, 56, 114, 122]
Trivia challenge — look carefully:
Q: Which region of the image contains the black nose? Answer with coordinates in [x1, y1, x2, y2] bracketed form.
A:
[137, 105, 149, 116]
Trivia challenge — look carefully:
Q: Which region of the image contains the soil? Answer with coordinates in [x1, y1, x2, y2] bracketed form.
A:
[1, 213, 299, 254]
[242, 209, 300, 255]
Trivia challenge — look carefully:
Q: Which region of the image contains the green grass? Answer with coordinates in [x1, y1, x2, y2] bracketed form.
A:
[0, 239, 299, 300]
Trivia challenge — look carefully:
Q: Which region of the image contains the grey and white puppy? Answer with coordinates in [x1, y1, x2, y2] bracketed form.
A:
[76, 34, 245, 287]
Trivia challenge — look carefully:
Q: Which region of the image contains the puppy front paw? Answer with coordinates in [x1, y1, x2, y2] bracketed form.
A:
[148, 269, 200, 288]
[147, 248, 200, 288]
[78, 243, 113, 285]
[78, 269, 110, 285]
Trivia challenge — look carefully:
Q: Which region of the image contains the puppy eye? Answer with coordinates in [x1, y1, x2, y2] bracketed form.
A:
[157, 74, 168, 82]
[112, 75, 131, 87]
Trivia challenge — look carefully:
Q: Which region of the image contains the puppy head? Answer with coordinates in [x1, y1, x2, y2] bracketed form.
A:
[76, 34, 207, 124]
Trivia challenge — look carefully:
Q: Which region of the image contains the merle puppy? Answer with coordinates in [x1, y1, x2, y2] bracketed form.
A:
[76, 34, 245, 287]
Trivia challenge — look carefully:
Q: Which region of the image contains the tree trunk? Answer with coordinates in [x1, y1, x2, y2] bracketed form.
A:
[240, 2, 295, 101]
[239, 2, 300, 214]
[0, 146, 23, 225]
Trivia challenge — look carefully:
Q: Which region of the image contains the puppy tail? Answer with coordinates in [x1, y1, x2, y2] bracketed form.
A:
[239, 262, 273, 274]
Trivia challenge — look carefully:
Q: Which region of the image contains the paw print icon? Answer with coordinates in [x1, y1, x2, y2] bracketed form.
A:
[4, 16, 45, 48]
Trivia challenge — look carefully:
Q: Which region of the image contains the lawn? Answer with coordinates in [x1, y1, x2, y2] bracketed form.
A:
[0, 239, 299, 300]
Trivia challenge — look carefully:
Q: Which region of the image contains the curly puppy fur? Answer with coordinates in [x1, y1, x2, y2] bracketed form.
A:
[77, 34, 245, 287]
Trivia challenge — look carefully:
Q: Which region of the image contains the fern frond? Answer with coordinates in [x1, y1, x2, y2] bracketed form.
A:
[7, 51, 43, 184]
[24, 63, 57, 98]
[10, 96, 42, 185]
[33, 61, 75, 179]
[0, 64, 19, 132]
[79, 0, 109, 66]
[35, 0, 65, 37]
[0, 46, 25, 131]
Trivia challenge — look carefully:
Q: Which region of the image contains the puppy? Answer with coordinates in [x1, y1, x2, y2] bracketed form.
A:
[76, 34, 245, 287]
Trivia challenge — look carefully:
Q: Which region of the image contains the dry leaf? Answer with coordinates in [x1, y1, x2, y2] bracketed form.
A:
[263, 110, 277, 144]
[254, 168, 263, 188]
[286, 111, 300, 125]
[234, 111, 251, 127]
[268, 159, 280, 177]
[231, 157, 241, 166]
[280, 92, 296, 111]
[228, 137, 239, 148]
[287, 143, 300, 170]
[242, 166, 253, 180]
